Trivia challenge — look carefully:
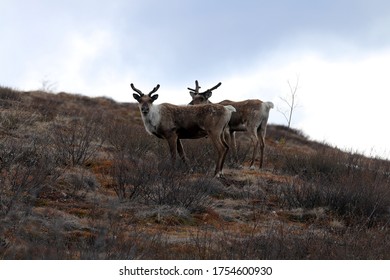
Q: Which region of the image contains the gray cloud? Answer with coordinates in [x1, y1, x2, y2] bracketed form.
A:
[110, 0, 390, 83]
[2, 0, 390, 88]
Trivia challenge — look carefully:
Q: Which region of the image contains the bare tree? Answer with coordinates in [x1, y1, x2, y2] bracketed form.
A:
[278, 75, 300, 128]
[40, 76, 58, 93]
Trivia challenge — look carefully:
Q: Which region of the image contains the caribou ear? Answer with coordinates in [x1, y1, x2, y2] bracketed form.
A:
[151, 94, 159, 102]
[204, 91, 213, 99]
[133, 93, 141, 102]
[189, 90, 196, 99]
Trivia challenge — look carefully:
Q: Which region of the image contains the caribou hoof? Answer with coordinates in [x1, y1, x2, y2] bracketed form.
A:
[214, 171, 225, 178]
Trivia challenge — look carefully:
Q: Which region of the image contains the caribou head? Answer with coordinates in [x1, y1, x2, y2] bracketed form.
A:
[187, 80, 222, 105]
[131, 83, 160, 115]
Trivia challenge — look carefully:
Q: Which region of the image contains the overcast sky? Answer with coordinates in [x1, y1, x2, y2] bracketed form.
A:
[1, 0, 390, 158]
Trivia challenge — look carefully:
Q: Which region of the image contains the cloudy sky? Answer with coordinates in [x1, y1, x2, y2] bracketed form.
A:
[1, 0, 390, 158]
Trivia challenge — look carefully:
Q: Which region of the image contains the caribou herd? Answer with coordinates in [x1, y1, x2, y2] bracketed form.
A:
[131, 81, 274, 177]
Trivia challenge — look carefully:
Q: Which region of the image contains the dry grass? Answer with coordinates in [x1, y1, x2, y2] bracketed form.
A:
[1, 86, 389, 259]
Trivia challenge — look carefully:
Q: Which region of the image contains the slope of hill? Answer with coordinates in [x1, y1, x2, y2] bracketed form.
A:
[1, 86, 389, 259]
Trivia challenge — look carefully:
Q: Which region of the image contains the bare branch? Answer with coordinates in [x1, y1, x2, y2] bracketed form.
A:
[279, 96, 292, 107]
[276, 106, 290, 124]
[278, 74, 301, 128]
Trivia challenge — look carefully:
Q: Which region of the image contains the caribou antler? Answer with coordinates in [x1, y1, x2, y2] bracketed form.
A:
[131, 83, 144, 96]
[199, 82, 222, 100]
[148, 84, 160, 96]
[204, 82, 222, 94]
[188, 80, 221, 95]
[187, 80, 201, 94]
[131, 83, 160, 96]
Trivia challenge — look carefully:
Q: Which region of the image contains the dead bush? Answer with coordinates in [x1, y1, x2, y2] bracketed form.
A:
[29, 94, 61, 121]
[0, 86, 21, 108]
[110, 154, 218, 211]
[51, 114, 103, 166]
[0, 108, 41, 131]
[277, 151, 390, 226]
[109, 153, 146, 200]
[181, 223, 390, 260]
[140, 168, 216, 211]
[180, 138, 221, 174]
[0, 136, 58, 254]
[276, 148, 346, 181]
[58, 167, 100, 198]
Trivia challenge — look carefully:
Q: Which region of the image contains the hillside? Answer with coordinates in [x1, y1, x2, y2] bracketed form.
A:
[1, 86, 390, 259]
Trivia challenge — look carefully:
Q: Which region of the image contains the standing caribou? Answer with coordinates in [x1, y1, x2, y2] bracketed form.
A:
[187, 80, 274, 169]
[131, 83, 236, 177]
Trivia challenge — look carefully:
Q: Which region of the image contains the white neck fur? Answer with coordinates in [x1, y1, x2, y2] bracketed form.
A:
[141, 104, 161, 135]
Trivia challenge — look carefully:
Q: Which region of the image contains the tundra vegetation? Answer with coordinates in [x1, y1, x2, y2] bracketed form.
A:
[0, 85, 389, 259]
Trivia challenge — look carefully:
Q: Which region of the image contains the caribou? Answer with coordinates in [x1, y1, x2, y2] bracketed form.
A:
[187, 80, 274, 169]
[131, 83, 236, 177]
